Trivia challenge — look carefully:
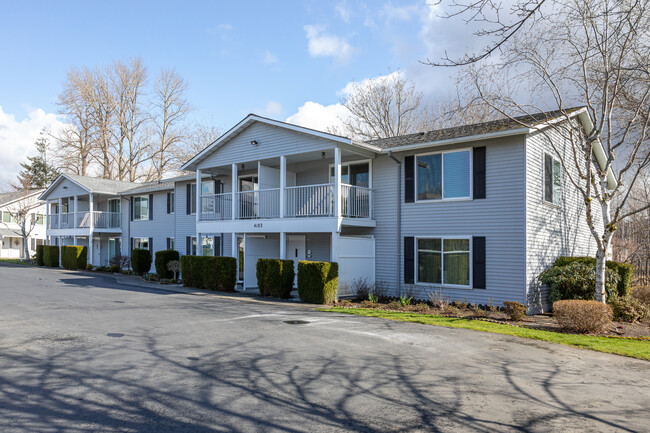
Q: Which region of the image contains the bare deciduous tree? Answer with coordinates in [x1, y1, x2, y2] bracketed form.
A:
[174, 121, 222, 172]
[1, 182, 42, 261]
[337, 73, 433, 140]
[151, 69, 192, 179]
[433, 0, 650, 302]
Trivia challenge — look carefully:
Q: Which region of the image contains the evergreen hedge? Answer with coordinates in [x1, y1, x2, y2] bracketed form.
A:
[42, 245, 59, 267]
[36, 244, 45, 266]
[256, 258, 295, 299]
[553, 256, 634, 297]
[131, 248, 152, 275]
[155, 249, 179, 279]
[297, 260, 338, 304]
[181, 256, 237, 292]
[61, 246, 87, 270]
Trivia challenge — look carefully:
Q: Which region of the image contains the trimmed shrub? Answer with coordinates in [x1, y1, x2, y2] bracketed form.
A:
[61, 246, 87, 270]
[109, 264, 120, 273]
[553, 300, 613, 333]
[86, 264, 93, 271]
[131, 248, 152, 275]
[155, 250, 179, 279]
[538, 262, 619, 303]
[42, 245, 60, 267]
[502, 301, 527, 321]
[181, 255, 236, 291]
[297, 260, 338, 304]
[256, 258, 295, 299]
[36, 244, 45, 266]
[608, 296, 649, 322]
[553, 256, 634, 297]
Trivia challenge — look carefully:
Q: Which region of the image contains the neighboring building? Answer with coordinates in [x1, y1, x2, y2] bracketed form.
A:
[0, 189, 47, 259]
[39, 108, 614, 309]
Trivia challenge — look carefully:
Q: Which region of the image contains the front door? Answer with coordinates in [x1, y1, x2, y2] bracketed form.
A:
[93, 238, 101, 266]
[286, 235, 306, 286]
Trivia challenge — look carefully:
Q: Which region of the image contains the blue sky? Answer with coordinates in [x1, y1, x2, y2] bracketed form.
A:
[0, 0, 478, 184]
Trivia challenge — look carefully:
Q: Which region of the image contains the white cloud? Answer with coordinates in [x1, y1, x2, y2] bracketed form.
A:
[304, 25, 352, 61]
[335, 3, 352, 23]
[337, 71, 404, 97]
[262, 50, 279, 65]
[257, 101, 283, 118]
[217, 23, 233, 31]
[286, 101, 350, 133]
[380, 2, 421, 21]
[0, 106, 66, 186]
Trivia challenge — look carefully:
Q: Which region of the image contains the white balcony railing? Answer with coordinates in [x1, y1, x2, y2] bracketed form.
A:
[237, 189, 280, 219]
[198, 184, 372, 221]
[49, 214, 59, 229]
[93, 211, 121, 229]
[200, 193, 232, 220]
[60, 212, 75, 229]
[285, 184, 334, 217]
[341, 184, 372, 218]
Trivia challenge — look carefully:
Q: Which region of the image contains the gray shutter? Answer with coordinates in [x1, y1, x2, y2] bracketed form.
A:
[130, 237, 134, 255]
[404, 237, 414, 284]
[148, 194, 153, 220]
[404, 156, 415, 203]
[186, 184, 191, 214]
[186, 236, 191, 255]
[148, 237, 153, 252]
[472, 237, 486, 289]
[214, 236, 220, 256]
[473, 147, 486, 199]
[166, 193, 170, 214]
[130, 197, 134, 221]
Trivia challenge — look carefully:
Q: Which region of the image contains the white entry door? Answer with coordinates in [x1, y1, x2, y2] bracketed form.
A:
[286, 235, 306, 286]
[93, 238, 101, 266]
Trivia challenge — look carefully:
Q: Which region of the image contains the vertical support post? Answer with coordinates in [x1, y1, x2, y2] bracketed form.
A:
[46, 199, 50, 230]
[280, 155, 286, 219]
[231, 232, 238, 258]
[88, 193, 94, 265]
[334, 147, 342, 219]
[73, 235, 77, 246]
[58, 198, 62, 228]
[331, 232, 338, 263]
[231, 163, 238, 220]
[280, 232, 286, 260]
[74, 195, 78, 228]
[196, 168, 202, 222]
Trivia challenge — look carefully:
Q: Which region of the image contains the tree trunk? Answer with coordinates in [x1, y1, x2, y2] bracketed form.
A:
[595, 250, 607, 303]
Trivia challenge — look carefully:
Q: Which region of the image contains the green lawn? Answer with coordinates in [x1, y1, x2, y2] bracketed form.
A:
[0, 258, 34, 265]
[318, 307, 650, 361]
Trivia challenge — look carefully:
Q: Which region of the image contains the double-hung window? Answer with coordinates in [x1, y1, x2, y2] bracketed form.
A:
[544, 153, 562, 205]
[417, 237, 471, 287]
[416, 150, 471, 201]
[133, 237, 149, 250]
[134, 196, 149, 220]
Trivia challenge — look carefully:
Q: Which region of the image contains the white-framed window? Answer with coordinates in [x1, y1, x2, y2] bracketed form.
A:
[544, 153, 562, 205]
[191, 236, 197, 255]
[108, 199, 121, 213]
[329, 161, 371, 187]
[416, 236, 471, 287]
[133, 196, 149, 220]
[167, 237, 175, 250]
[416, 149, 471, 201]
[2, 211, 16, 224]
[133, 237, 149, 250]
[201, 236, 214, 256]
[167, 192, 175, 214]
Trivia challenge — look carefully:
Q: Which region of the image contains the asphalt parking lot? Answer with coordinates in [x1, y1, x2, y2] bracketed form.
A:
[0, 263, 648, 432]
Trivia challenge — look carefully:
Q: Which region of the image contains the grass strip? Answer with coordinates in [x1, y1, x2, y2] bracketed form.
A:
[318, 307, 650, 361]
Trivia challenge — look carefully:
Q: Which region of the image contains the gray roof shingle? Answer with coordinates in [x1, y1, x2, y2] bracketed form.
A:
[64, 174, 138, 194]
[364, 108, 583, 149]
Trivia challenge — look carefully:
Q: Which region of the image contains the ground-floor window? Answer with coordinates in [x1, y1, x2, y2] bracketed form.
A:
[186, 236, 197, 255]
[166, 237, 174, 250]
[201, 236, 214, 256]
[133, 237, 149, 250]
[109, 238, 122, 261]
[417, 237, 471, 287]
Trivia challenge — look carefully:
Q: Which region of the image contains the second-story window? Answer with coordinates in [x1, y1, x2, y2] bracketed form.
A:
[167, 192, 175, 214]
[2, 211, 16, 224]
[544, 153, 562, 205]
[134, 196, 149, 220]
[416, 150, 471, 201]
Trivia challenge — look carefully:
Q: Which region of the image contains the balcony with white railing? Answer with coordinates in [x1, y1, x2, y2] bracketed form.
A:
[199, 183, 372, 221]
[47, 211, 121, 230]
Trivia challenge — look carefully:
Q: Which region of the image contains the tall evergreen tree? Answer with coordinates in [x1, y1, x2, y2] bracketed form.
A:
[14, 132, 60, 189]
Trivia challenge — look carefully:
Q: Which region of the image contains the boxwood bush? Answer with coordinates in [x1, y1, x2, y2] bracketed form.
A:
[539, 261, 619, 304]
[297, 260, 338, 304]
[155, 249, 179, 279]
[131, 248, 152, 275]
[553, 256, 634, 297]
[42, 245, 59, 267]
[36, 244, 45, 266]
[61, 246, 87, 270]
[256, 258, 295, 299]
[181, 256, 237, 292]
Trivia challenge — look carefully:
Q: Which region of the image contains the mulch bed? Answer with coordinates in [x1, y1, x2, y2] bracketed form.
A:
[336, 301, 650, 338]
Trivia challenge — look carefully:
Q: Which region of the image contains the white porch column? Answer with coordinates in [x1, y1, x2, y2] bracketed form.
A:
[331, 232, 339, 263]
[74, 195, 78, 228]
[231, 232, 238, 258]
[280, 232, 286, 260]
[196, 168, 202, 222]
[45, 199, 50, 231]
[231, 163, 238, 220]
[73, 235, 77, 246]
[88, 194, 94, 265]
[58, 198, 62, 228]
[279, 155, 286, 218]
[334, 147, 342, 219]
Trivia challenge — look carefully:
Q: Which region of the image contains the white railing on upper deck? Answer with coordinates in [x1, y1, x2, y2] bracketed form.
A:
[200, 193, 232, 220]
[93, 211, 121, 229]
[49, 214, 59, 229]
[237, 189, 280, 219]
[60, 212, 75, 229]
[285, 184, 334, 217]
[341, 184, 372, 218]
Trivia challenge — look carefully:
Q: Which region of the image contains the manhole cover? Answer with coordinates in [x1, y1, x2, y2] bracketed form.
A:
[284, 320, 310, 325]
[107, 333, 124, 338]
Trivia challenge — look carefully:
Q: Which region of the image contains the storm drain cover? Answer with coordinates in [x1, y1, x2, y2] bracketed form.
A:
[284, 320, 310, 325]
[107, 333, 124, 338]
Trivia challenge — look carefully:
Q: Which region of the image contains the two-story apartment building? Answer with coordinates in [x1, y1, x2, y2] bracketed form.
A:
[0, 189, 47, 259]
[181, 109, 614, 306]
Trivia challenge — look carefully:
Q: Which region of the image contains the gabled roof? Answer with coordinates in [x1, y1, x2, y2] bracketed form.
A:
[39, 173, 138, 200]
[181, 113, 356, 171]
[0, 189, 45, 207]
